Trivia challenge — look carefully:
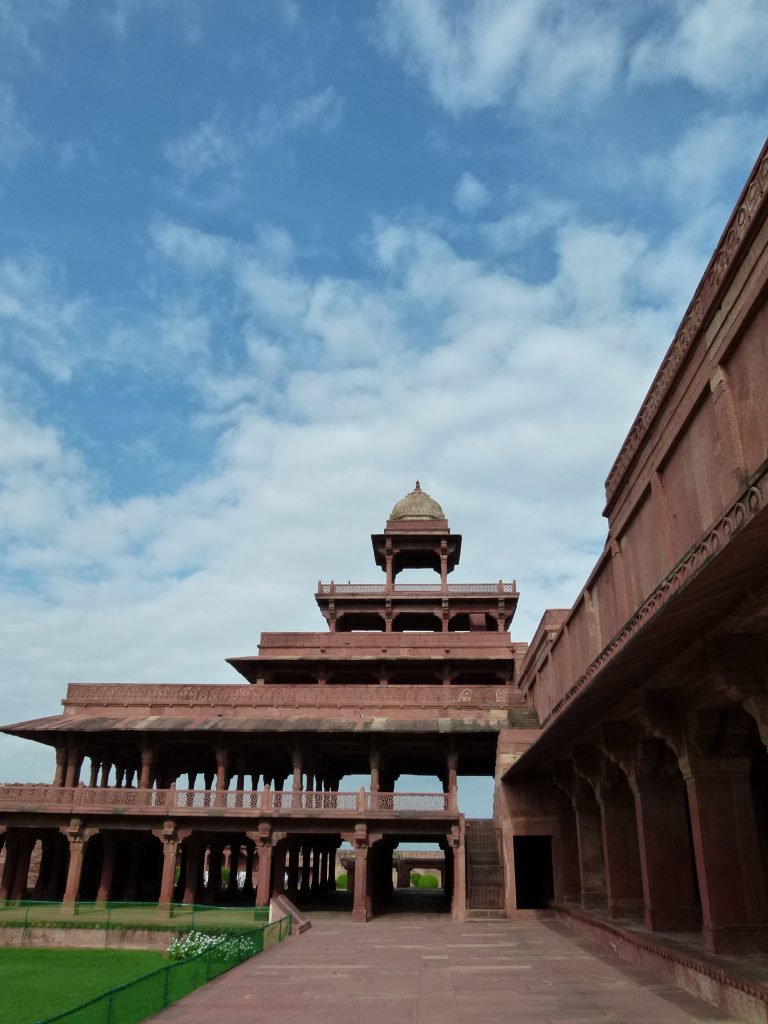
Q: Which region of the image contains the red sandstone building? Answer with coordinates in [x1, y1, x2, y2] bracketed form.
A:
[1, 140, 768, 957]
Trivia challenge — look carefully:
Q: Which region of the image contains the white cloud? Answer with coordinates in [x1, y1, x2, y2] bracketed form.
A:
[162, 87, 345, 196]
[0, 253, 85, 381]
[0, 0, 67, 60]
[453, 172, 490, 215]
[163, 113, 243, 183]
[631, 0, 768, 96]
[150, 218, 230, 275]
[377, 0, 623, 113]
[0, 203, 704, 794]
[642, 113, 766, 209]
[0, 82, 37, 168]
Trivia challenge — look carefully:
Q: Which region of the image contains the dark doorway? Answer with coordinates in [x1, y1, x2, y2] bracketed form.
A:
[514, 835, 554, 909]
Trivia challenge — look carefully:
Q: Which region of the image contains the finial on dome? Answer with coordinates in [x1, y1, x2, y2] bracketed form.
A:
[389, 481, 445, 521]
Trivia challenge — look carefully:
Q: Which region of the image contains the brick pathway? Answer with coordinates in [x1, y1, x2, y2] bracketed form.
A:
[150, 914, 741, 1024]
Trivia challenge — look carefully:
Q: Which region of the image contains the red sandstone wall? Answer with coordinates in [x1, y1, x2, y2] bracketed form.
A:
[520, 142, 768, 724]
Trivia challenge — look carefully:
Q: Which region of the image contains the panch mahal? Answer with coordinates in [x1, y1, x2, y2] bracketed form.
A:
[2, 139, 768, 1000]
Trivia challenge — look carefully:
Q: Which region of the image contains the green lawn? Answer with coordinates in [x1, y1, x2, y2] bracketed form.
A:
[0, 947, 166, 1024]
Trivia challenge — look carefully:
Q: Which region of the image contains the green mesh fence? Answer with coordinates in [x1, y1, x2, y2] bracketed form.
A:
[33, 915, 292, 1024]
[0, 900, 270, 939]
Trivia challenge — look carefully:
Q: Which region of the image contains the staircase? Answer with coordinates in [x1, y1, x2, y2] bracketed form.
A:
[465, 819, 505, 919]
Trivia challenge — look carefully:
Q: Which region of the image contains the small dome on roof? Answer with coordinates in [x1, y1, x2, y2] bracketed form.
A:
[389, 481, 446, 521]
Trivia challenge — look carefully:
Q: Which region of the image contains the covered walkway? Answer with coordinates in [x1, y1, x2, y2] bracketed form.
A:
[148, 915, 741, 1024]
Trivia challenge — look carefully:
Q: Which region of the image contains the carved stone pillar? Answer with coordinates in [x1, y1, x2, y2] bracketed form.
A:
[183, 839, 203, 905]
[448, 825, 466, 922]
[61, 823, 90, 908]
[343, 825, 376, 923]
[53, 746, 66, 787]
[571, 785, 606, 910]
[676, 705, 768, 952]
[215, 748, 229, 792]
[446, 750, 458, 812]
[631, 764, 699, 931]
[287, 840, 299, 892]
[292, 747, 303, 793]
[97, 834, 117, 903]
[156, 825, 179, 911]
[369, 746, 380, 794]
[64, 745, 80, 788]
[0, 831, 20, 900]
[595, 768, 643, 918]
[576, 746, 642, 918]
[247, 825, 275, 907]
[140, 745, 155, 790]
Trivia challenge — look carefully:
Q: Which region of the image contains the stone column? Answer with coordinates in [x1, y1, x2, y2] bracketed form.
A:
[215, 749, 229, 794]
[292, 748, 303, 792]
[312, 844, 321, 891]
[183, 840, 203, 905]
[682, 752, 768, 952]
[631, 770, 699, 932]
[369, 747, 380, 794]
[158, 837, 179, 911]
[53, 746, 67, 787]
[300, 842, 311, 894]
[97, 835, 117, 903]
[0, 832, 20, 900]
[62, 832, 86, 908]
[272, 840, 287, 896]
[572, 787, 606, 909]
[596, 772, 643, 918]
[287, 841, 299, 892]
[353, 846, 368, 922]
[139, 746, 155, 790]
[446, 750, 458, 812]
[448, 826, 466, 922]
[255, 842, 273, 906]
[553, 795, 581, 903]
[64, 745, 80, 788]
[396, 860, 411, 889]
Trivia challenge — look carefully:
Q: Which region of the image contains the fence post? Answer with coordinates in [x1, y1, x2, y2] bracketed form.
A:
[107, 989, 114, 1024]
[163, 964, 170, 1007]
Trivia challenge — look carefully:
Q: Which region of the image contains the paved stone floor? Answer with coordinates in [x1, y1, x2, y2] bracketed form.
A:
[150, 914, 743, 1024]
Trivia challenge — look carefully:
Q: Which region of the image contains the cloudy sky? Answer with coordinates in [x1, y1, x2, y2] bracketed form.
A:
[0, 1, 766, 807]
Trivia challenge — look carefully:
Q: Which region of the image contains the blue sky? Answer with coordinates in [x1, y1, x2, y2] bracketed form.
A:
[0, 1, 766, 811]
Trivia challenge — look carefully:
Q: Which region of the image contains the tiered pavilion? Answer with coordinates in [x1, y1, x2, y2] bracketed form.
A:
[0, 484, 536, 922]
[2, 138, 768, 1015]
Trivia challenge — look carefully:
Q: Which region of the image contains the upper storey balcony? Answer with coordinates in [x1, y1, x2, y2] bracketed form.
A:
[314, 482, 520, 633]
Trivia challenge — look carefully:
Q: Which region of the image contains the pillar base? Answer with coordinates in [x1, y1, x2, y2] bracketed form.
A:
[645, 906, 701, 932]
[352, 906, 370, 923]
[703, 924, 768, 954]
[580, 892, 606, 910]
[607, 897, 643, 918]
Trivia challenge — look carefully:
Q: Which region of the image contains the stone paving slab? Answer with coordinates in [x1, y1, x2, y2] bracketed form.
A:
[149, 914, 743, 1024]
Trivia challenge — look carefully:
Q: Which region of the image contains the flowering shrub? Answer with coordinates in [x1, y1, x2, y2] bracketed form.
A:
[167, 930, 262, 962]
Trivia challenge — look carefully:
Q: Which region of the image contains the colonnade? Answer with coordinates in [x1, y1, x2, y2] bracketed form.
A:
[511, 685, 768, 954]
[48, 742, 461, 810]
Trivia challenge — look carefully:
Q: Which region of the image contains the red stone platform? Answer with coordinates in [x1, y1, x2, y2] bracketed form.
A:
[147, 915, 744, 1024]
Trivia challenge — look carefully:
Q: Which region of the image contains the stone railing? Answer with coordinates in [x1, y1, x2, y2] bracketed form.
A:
[63, 683, 521, 710]
[318, 582, 517, 595]
[0, 786, 455, 817]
